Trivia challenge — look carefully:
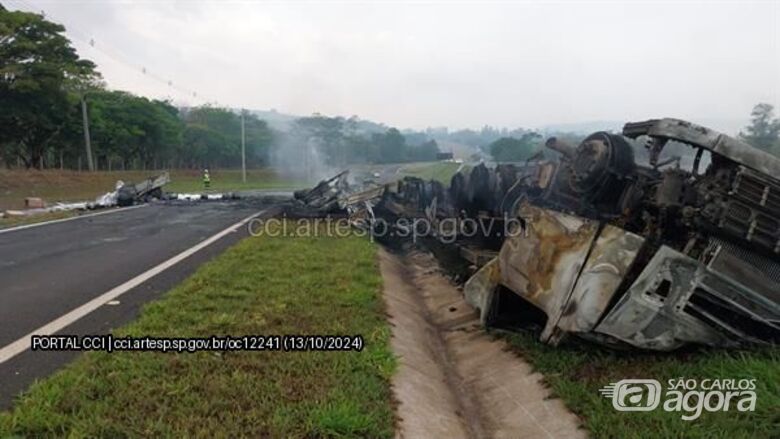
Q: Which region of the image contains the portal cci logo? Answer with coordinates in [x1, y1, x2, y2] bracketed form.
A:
[599, 379, 662, 411]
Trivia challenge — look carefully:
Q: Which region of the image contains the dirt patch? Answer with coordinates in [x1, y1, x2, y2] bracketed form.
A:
[379, 248, 586, 439]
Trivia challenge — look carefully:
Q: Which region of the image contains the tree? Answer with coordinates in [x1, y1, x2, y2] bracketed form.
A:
[488, 133, 542, 162]
[408, 139, 440, 161]
[292, 115, 346, 166]
[344, 134, 377, 163]
[0, 5, 275, 172]
[0, 7, 98, 168]
[85, 91, 182, 170]
[182, 107, 237, 168]
[741, 103, 780, 155]
[242, 112, 273, 167]
[182, 123, 226, 168]
[181, 107, 271, 168]
[372, 128, 407, 163]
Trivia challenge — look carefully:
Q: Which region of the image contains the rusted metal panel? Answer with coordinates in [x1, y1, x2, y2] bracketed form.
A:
[552, 225, 644, 339]
[497, 203, 599, 343]
[536, 162, 556, 189]
[463, 257, 501, 324]
[459, 246, 498, 267]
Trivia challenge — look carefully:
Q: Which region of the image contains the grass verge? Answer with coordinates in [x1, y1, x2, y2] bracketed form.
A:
[400, 162, 462, 183]
[164, 169, 305, 193]
[500, 330, 779, 439]
[0, 226, 395, 438]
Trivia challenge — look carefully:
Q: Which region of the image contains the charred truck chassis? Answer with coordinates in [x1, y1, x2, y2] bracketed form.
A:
[364, 118, 780, 351]
[294, 119, 780, 350]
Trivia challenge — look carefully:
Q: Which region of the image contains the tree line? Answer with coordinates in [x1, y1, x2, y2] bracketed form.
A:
[8, 4, 774, 172]
[0, 5, 280, 171]
[279, 115, 440, 167]
[0, 6, 440, 172]
[481, 103, 780, 163]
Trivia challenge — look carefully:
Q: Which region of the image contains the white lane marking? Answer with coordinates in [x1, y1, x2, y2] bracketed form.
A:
[0, 209, 266, 364]
[0, 204, 148, 235]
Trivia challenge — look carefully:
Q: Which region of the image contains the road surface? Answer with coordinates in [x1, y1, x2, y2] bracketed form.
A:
[0, 200, 271, 408]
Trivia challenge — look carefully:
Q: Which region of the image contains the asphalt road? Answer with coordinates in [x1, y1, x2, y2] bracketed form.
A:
[0, 200, 272, 409]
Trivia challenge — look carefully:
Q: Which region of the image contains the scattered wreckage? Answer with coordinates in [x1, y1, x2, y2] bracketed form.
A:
[1, 172, 172, 220]
[2, 172, 241, 220]
[292, 170, 383, 218]
[298, 118, 780, 351]
[113, 172, 171, 207]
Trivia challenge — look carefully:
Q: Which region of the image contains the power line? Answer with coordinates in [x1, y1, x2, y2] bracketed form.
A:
[5, 0, 219, 106]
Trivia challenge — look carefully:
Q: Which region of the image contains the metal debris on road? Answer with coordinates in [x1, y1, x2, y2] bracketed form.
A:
[4, 172, 172, 218]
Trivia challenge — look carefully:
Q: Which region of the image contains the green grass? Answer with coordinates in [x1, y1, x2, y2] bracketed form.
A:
[0, 226, 396, 438]
[165, 169, 305, 193]
[399, 161, 463, 183]
[0, 169, 303, 210]
[499, 330, 780, 439]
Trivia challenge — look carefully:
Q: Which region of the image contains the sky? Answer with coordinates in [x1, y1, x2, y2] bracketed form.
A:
[4, 0, 780, 132]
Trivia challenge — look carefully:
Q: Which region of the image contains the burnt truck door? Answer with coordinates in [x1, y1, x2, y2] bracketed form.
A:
[494, 203, 644, 345]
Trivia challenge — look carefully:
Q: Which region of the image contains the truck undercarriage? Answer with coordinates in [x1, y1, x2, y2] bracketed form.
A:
[296, 118, 780, 351]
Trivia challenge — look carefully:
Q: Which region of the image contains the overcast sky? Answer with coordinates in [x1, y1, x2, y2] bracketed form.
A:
[5, 0, 780, 131]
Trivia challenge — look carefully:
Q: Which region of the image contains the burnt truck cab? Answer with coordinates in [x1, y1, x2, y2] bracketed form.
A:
[464, 118, 780, 350]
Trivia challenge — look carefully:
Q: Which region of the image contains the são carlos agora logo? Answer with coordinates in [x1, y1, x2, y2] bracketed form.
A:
[599, 378, 757, 421]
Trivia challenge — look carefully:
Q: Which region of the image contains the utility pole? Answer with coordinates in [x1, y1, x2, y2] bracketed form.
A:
[80, 94, 95, 172]
[241, 109, 247, 184]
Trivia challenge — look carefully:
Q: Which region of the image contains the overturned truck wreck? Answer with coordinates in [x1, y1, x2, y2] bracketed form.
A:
[302, 118, 780, 351]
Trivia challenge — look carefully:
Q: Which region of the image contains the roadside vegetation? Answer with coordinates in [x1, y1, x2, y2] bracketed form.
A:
[0, 225, 395, 438]
[501, 331, 779, 439]
[400, 161, 463, 183]
[486, 133, 544, 161]
[0, 7, 445, 175]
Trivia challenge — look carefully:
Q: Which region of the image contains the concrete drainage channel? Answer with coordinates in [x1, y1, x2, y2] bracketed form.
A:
[379, 248, 585, 439]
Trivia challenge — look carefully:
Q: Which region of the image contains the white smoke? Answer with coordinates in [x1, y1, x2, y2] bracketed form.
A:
[269, 131, 338, 183]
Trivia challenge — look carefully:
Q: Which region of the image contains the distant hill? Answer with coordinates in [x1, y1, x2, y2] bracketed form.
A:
[539, 118, 748, 137]
[245, 109, 749, 139]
